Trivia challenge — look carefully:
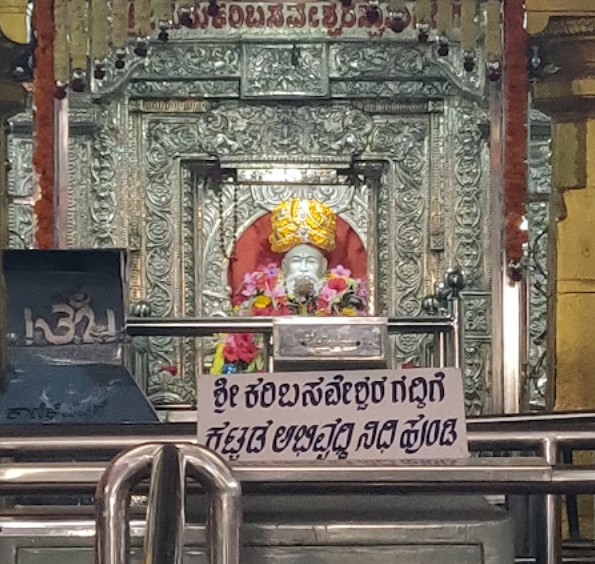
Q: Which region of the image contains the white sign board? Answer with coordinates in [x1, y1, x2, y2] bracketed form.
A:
[197, 369, 468, 462]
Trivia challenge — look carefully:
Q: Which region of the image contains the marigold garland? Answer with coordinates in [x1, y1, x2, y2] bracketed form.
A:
[503, 0, 528, 265]
[32, 0, 55, 249]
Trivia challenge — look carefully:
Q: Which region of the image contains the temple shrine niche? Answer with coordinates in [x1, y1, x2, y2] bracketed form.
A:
[3, 0, 552, 416]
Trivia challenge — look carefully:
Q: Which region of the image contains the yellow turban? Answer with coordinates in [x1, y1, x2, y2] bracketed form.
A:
[269, 198, 336, 253]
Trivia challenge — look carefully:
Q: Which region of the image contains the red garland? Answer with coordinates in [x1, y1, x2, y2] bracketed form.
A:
[503, 0, 528, 265]
[32, 0, 55, 249]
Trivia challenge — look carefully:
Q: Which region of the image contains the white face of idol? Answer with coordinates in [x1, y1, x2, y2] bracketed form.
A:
[282, 244, 328, 295]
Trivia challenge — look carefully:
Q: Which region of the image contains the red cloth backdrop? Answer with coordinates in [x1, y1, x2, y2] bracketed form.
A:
[228, 212, 367, 299]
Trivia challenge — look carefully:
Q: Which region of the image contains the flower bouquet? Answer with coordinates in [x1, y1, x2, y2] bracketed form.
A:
[210, 263, 367, 374]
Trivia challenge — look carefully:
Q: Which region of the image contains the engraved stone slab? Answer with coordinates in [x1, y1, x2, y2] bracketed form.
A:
[242, 43, 329, 98]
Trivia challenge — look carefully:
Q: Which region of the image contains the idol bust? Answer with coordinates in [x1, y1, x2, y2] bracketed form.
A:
[270, 198, 335, 299]
[282, 243, 328, 296]
[211, 198, 367, 374]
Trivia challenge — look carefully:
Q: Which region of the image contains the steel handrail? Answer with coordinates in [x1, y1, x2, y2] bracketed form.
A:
[126, 315, 461, 368]
[0, 456, 591, 494]
[1, 451, 589, 564]
[95, 443, 241, 564]
[144, 444, 185, 564]
[7, 427, 595, 454]
[125, 315, 457, 337]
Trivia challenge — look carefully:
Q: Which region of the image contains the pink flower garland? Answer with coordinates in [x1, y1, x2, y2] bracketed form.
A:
[211, 262, 367, 374]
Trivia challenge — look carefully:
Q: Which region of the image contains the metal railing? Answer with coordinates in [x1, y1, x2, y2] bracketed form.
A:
[95, 443, 241, 564]
[126, 268, 466, 370]
[2, 451, 595, 564]
[4, 440, 595, 564]
[144, 444, 185, 564]
[126, 313, 461, 368]
[4, 416, 595, 564]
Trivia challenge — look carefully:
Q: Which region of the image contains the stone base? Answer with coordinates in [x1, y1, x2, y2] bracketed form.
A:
[0, 494, 513, 564]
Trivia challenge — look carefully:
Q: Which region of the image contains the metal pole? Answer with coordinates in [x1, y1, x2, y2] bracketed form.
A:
[181, 444, 242, 564]
[95, 443, 163, 564]
[446, 296, 461, 368]
[125, 316, 456, 337]
[54, 95, 69, 248]
[144, 444, 185, 564]
[537, 437, 561, 564]
[433, 332, 447, 368]
[96, 443, 241, 564]
[487, 73, 506, 415]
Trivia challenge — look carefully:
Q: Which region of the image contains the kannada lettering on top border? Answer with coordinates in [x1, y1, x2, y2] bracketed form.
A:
[167, 1, 416, 39]
[197, 369, 468, 462]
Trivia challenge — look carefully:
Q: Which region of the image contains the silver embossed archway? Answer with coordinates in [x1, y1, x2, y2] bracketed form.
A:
[5, 37, 507, 412]
[134, 98, 490, 411]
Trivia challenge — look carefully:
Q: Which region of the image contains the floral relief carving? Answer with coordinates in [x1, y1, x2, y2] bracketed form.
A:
[7, 139, 34, 197]
[452, 99, 485, 289]
[130, 80, 240, 98]
[242, 44, 328, 97]
[7, 204, 34, 249]
[89, 104, 119, 248]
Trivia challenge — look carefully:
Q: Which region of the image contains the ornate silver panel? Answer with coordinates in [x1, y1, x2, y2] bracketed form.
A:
[7, 203, 34, 249]
[241, 43, 328, 98]
[94, 40, 482, 103]
[136, 44, 241, 80]
[123, 98, 489, 410]
[66, 136, 93, 247]
[449, 98, 491, 413]
[329, 43, 481, 98]
[6, 138, 33, 198]
[87, 103, 126, 248]
[129, 80, 240, 98]
[4, 35, 504, 413]
[451, 98, 488, 290]
[331, 80, 453, 98]
[526, 133, 552, 409]
[6, 121, 35, 249]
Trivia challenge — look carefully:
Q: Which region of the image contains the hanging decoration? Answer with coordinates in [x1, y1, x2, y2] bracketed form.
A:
[459, 0, 478, 71]
[414, 0, 431, 43]
[69, 0, 88, 91]
[51, 1, 504, 94]
[53, 0, 69, 99]
[485, 0, 502, 81]
[134, 0, 152, 57]
[388, 0, 407, 33]
[436, 0, 452, 55]
[91, 0, 109, 78]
